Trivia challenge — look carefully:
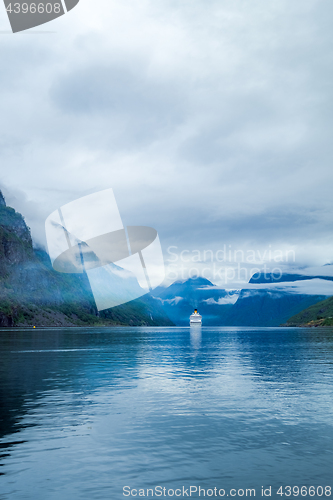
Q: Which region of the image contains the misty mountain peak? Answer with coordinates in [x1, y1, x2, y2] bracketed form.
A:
[185, 276, 215, 287]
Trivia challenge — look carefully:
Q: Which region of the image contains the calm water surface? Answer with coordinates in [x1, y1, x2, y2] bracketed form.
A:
[0, 326, 333, 500]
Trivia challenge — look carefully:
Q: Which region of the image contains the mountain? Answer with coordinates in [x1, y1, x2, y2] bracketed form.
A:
[225, 269, 333, 326]
[2, 187, 331, 328]
[225, 287, 327, 326]
[249, 270, 333, 284]
[0, 190, 173, 327]
[284, 296, 333, 326]
[153, 272, 332, 327]
[151, 277, 239, 325]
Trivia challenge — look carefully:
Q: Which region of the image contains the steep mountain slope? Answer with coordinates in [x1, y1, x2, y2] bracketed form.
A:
[0, 190, 173, 327]
[285, 296, 333, 326]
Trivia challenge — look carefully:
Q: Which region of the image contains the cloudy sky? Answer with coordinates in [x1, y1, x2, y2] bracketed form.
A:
[0, 0, 332, 285]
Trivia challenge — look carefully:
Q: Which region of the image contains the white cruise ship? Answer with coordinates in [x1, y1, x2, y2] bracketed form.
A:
[190, 309, 202, 324]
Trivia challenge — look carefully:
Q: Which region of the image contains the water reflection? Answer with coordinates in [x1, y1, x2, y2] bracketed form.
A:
[0, 328, 145, 441]
[190, 324, 202, 349]
[0, 326, 333, 500]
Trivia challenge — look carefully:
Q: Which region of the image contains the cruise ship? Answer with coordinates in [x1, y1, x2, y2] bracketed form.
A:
[190, 309, 202, 324]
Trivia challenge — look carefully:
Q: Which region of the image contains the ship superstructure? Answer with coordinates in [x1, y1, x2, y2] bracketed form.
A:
[190, 309, 202, 324]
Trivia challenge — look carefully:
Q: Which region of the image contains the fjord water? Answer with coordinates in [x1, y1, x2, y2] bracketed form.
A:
[0, 327, 333, 500]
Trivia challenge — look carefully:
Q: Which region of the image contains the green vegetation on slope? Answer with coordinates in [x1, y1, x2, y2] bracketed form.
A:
[0, 191, 173, 327]
[285, 296, 333, 326]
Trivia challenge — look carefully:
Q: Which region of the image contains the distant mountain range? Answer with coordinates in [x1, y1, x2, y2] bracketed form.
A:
[228, 269, 333, 326]
[151, 271, 333, 327]
[1, 188, 332, 328]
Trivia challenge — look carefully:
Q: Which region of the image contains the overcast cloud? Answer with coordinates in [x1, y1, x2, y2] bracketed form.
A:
[0, 0, 332, 285]
[232, 278, 333, 298]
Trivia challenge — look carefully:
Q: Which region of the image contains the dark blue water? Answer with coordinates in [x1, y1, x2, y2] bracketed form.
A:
[0, 326, 333, 500]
